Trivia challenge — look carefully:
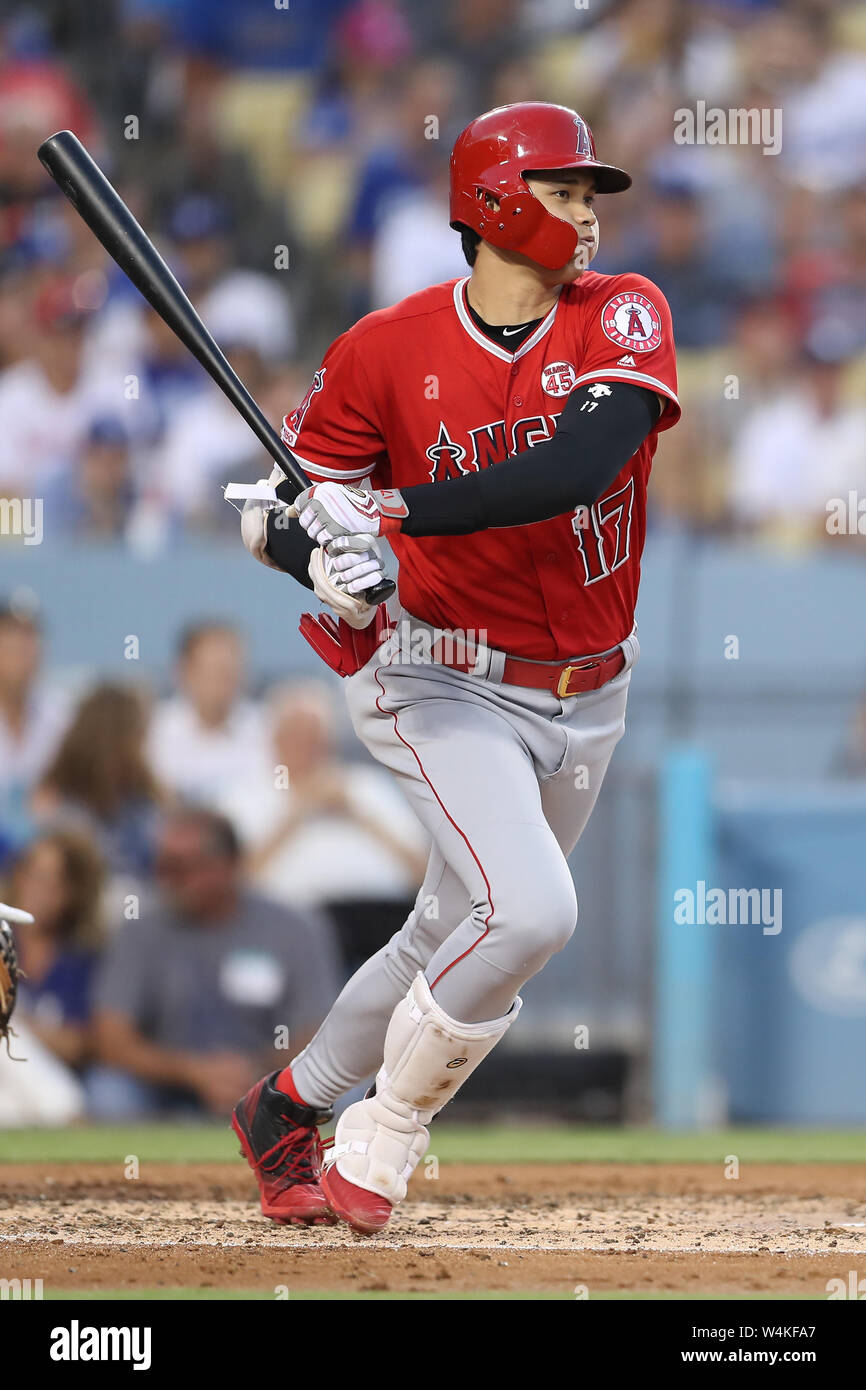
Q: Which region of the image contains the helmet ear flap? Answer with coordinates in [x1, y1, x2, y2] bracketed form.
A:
[471, 183, 579, 269]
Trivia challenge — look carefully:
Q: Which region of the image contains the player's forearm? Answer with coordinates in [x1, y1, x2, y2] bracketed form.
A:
[93, 1011, 195, 1087]
[399, 382, 659, 537]
[264, 510, 317, 586]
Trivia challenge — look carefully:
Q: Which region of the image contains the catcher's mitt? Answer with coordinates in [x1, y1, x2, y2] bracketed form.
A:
[0, 904, 33, 1056]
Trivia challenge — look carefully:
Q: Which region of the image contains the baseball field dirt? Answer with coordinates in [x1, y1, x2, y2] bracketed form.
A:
[2, 1153, 865, 1299]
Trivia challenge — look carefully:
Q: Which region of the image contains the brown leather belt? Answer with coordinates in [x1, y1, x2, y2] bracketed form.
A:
[429, 634, 626, 698]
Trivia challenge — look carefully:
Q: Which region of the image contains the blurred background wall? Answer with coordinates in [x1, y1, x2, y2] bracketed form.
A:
[1, 0, 865, 1127]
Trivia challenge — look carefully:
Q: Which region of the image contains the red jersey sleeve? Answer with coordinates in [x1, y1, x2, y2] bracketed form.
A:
[281, 330, 387, 483]
[575, 273, 681, 431]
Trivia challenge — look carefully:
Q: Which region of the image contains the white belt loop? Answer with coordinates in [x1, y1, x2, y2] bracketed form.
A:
[482, 646, 507, 683]
[402, 610, 509, 684]
[618, 623, 640, 674]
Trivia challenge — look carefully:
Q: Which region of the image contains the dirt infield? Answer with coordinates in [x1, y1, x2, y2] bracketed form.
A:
[2, 1162, 865, 1297]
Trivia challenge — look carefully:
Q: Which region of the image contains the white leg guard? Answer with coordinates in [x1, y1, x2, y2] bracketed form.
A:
[328, 972, 521, 1205]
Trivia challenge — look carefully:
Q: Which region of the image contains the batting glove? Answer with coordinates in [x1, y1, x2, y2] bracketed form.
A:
[308, 544, 384, 629]
[290, 481, 408, 544]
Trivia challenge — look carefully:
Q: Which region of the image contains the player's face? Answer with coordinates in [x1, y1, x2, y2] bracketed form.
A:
[524, 171, 599, 280]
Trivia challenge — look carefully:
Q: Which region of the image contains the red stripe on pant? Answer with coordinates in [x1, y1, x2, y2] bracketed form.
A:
[373, 660, 493, 989]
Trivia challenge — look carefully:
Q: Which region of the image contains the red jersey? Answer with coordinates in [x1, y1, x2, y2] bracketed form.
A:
[282, 272, 680, 660]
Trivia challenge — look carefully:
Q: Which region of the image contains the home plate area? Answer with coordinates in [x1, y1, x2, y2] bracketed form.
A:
[1, 1161, 864, 1297]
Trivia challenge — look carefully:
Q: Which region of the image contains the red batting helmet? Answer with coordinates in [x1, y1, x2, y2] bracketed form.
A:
[450, 102, 631, 270]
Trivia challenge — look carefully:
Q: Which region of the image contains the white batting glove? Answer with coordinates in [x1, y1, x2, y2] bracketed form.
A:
[290, 481, 408, 545]
[308, 542, 385, 629]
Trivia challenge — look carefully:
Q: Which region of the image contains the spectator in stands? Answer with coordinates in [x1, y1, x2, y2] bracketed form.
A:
[148, 621, 269, 804]
[222, 679, 428, 975]
[653, 295, 801, 532]
[147, 75, 295, 277]
[370, 160, 465, 309]
[0, 43, 95, 253]
[0, 826, 103, 1126]
[153, 325, 278, 532]
[782, 180, 866, 362]
[728, 345, 866, 545]
[629, 178, 736, 349]
[0, 275, 125, 497]
[757, 7, 866, 196]
[41, 416, 136, 541]
[0, 601, 71, 848]
[0, 252, 45, 373]
[88, 806, 341, 1118]
[341, 57, 460, 318]
[85, 303, 208, 457]
[165, 192, 294, 361]
[32, 682, 163, 884]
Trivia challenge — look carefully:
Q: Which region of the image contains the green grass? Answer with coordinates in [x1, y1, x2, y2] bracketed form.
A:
[0, 1122, 863, 1165]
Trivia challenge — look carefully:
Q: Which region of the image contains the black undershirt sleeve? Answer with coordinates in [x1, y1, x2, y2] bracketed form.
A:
[265, 508, 317, 588]
[400, 382, 660, 537]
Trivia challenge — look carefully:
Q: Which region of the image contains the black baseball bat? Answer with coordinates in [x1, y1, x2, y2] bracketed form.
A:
[36, 129, 395, 605]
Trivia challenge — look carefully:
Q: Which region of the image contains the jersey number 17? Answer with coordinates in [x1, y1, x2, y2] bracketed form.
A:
[572, 478, 635, 585]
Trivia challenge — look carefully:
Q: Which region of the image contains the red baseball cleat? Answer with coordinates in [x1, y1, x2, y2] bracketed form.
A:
[232, 1072, 335, 1226]
[320, 1161, 393, 1235]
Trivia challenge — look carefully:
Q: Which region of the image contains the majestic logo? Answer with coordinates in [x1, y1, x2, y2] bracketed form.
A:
[426, 422, 468, 482]
[601, 293, 662, 353]
[616, 353, 637, 367]
[541, 361, 577, 397]
[283, 369, 325, 447]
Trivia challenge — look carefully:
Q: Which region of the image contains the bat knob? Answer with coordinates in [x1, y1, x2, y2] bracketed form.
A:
[364, 577, 396, 605]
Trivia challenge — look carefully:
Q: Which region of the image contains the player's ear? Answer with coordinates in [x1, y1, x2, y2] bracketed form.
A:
[483, 191, 500, 212]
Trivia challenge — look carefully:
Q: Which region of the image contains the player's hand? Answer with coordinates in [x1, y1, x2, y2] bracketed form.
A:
[308, 541, 384, 629]
[290, 481, 407, 544]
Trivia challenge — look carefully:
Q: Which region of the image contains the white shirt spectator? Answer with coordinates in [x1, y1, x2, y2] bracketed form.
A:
[0, 684, 71, 804]
[201, 271, 295, 362]
[730, 391, 866, 526]
[222, 763, 428, 908]
[0, 359, 134, 495]
[153, 386, 265, 518]
[783, 54, 866, 193]
[371, 191, 467, 310]
[148, 695, 270, 805]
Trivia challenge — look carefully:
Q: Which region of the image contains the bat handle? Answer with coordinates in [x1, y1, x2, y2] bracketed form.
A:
[363, 577, 396, 604]
[271, 478, 395, 605]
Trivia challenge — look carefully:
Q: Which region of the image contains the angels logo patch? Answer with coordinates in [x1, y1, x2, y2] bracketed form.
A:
[282, 369, 325, 447]
[541, 361, 577, 397]
[601, 293, 662, 354]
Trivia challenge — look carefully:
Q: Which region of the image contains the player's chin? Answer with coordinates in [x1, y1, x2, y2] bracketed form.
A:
[557, 256, 589, 284]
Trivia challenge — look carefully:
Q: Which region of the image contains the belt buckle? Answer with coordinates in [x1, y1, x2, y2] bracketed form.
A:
[557, 656, 603, 698]
[557, 664, 579, 697]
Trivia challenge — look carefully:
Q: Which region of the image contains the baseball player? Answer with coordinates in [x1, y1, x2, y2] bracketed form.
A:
[231, 103, 680, 1233]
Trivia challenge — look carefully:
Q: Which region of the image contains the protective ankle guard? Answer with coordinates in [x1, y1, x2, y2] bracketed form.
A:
[328, 973, 521, 1205]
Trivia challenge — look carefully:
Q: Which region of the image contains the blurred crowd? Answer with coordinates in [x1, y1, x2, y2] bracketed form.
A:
[0, 0, 864, 545]
[3, 0, 866, 1123]
[0, 598, 428, 1125]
